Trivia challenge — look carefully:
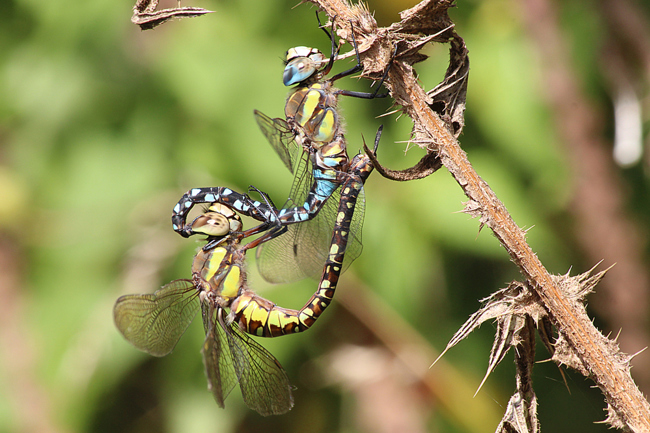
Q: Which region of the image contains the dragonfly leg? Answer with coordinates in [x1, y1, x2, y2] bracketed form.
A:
[328, 22, 392, 99]
[327, 20, 363, 82]
[241, 223, 288, 251]
[248, 185, 280, 211]
[316, 11, 340, 77]
[248, 173, 340, 248]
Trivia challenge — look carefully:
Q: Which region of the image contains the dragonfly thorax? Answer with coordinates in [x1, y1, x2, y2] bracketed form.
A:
[285, 84, 340, 144]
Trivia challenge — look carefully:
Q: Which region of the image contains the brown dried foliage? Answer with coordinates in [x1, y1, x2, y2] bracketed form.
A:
[132, 0, 213, 30]
[308, 0, 650, 431]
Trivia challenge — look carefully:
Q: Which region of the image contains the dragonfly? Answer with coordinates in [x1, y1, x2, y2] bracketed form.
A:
[172, 16, 387, 283]
[115, 147, 375, 415]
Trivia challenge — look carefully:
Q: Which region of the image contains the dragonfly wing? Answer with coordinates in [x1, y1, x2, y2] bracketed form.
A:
[256, 171, 365, 283]
[253, 110, 302, 174]
[255, 223, 309, 284]
[201, 304, 238, 408]
[225, 320, 294, 416]
[113, 279, 199, 357]
[289, 197, 336, 279]
[255, 149, 318, 283]
[290, 178, 364, 277]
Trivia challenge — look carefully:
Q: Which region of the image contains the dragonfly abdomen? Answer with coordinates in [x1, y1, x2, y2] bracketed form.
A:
[231, 293, 302, 337]
[231, 266, 340, 337]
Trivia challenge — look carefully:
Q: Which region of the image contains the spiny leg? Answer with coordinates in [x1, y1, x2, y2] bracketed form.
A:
[325, 20, 389, 100]
[316, 11, 340, 77]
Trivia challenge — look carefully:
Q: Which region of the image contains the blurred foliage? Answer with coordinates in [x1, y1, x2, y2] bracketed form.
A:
[0, 0, 646, 432]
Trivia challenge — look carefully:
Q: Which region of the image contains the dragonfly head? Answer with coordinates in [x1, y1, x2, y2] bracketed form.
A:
[283, 46, 327, 86]
[190, 203, 242, 237]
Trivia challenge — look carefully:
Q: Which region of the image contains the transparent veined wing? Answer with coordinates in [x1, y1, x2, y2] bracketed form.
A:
[224, 312, 294, 416]
[201, 303, 239, 408]
[113, 280, 200, 357]
[201, 304, 293, 415]
[253, 110, 302, 173]
[255, 168, 365, 284]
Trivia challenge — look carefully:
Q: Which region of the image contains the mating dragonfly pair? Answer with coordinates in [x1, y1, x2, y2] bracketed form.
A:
[114, 17, 387, 416]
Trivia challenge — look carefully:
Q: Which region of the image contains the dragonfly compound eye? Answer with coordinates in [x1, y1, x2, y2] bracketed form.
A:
[284, 57, 317, 86]
[283, 47, 327, 86]
[285, 46, 313, 63]
[191, 212, 231, 237]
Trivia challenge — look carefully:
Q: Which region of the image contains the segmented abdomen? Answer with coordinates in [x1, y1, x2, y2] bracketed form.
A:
[230, 260, 339, 338]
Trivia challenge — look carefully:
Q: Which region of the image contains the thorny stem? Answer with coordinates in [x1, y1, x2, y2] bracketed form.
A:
[523, 0, 650, 390]
[310, 0, 650, 430]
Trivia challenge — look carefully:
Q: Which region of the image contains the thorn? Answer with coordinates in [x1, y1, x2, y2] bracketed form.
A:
[429, 350, 447, 369]
[629, 346, 647, 360]
[473, 372, 491, 398]
[377, 109, 400, 118]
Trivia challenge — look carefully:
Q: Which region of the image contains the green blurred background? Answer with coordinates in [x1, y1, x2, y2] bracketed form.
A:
[1, 0, 649, 431]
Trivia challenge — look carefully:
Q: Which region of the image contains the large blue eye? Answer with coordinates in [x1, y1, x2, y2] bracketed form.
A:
[283, 58, 317, 86]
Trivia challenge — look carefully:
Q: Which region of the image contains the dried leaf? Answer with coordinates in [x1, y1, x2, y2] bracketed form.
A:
[431, 282, 527, 368]
[134, 0, 159, 14]
[393, 0, 469, 138]
[552, 262, 612, 302]
[393, 0, 457, 36]
[132, 0, 213, 30]
[132, 7, 213, 30]
[375, 0, 469, 175]
[495, 317, 539, 433]
[476, 314, 524, 395]
[496, 384, 539, 433]
[536, 316, 556, 357]
[364, 141, 442, 181]
[427, 35, 469, 137]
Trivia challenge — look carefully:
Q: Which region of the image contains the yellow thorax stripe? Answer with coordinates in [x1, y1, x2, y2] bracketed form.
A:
[313, 108, 336, 142]
[204, 247, 228, 282]
[298, 89, 321, 127]
[221, 265, 241, 299]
